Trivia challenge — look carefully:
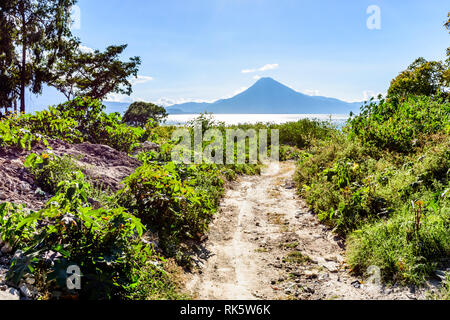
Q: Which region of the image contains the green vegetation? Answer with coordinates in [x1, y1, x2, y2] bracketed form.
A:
[123, 101, 168, 127]
[1, 97, 151, 153]
[295, 59, 450, 285]
[118, 162, 226, 265]
[0, 97, 260, 299]
[283, 251, 311, 264]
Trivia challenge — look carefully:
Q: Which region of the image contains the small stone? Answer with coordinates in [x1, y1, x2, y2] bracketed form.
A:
[435, 270, 446, 281]
[319, 273, 330, 280]
[1, 243, 12, 254]
[271, 280, 276, 285]
[303, 286, 315, 294]
[351, 280, 361, 289]
[0, 192, 6, 201]
[25, 277, 36, 285]
[304, 270, 318, 279]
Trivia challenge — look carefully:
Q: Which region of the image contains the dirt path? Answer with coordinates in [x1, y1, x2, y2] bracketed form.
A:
[186, 161, 432, 300]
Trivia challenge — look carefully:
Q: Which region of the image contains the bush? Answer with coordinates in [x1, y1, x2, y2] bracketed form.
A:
[118, 161, 224, 261]
[1, 175, 151, 299]
[296, 95, 450, 284]
[25, 152, 82, 194]
[1, 97, 154, 153]
[347, 95, 450, 153]
[123, 101, 168, 127]
[347, 196, 450, 285]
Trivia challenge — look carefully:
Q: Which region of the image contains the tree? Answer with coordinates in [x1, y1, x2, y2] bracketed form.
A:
[0, 0, 77, 113]
[123, 101, 168, 127]
[387, 58, 447, 98]
[0, 4, 19, 115]
[50, 44, 141, 101]
[444, 12, 450, 87]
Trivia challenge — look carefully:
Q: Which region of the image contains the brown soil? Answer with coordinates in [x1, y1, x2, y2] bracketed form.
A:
[0, 140, 141, 211]
[186, 161, 437, 300]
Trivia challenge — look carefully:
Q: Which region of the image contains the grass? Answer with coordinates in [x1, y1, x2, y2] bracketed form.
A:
[281, 242, 299, 249]
[295, 94, 450, 285]
[283, 251, 311, 264]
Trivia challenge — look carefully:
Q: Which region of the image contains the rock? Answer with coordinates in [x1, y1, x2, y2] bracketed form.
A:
[0, 192, 6, 201]
[87, 198, 102, 210]
[319, 273, 330, 281]
[133, 141, 160, 154]
[25, 277, 35, 285]
[303, 286, 315, 294]
[0, 288, 20, 300]
[351, 280, 361, 289]
[34, 188, 46, 197]
[304, 270, 318, 279]
[1, 243, 12, 254]
[322, 262, 339, 273]
[283, 182, 295, 190]
[271, 280, 276, 285]
[435, 270, 447, 281]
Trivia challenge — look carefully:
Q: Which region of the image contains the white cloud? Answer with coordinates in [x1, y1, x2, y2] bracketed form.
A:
[253, 75, 262, 80]
[130, 75, 154, 86]
[156, 97, 214, 107]
[363, 90, 385, 101]
[232, 86, 248, 96]
[79, 45, 94, 54]
[302, 89, 320, 96]
[104, 93, 133, 103]
[242, 63, 279, 74]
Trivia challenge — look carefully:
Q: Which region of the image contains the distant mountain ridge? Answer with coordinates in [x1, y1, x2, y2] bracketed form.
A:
[103, 78, 362, 115]
[167, 77, 362, 115]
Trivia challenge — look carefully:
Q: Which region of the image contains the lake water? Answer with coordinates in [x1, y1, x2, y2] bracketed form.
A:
[165, 114, 350, 127]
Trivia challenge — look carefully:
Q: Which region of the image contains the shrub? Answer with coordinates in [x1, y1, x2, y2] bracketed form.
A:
[1, 97, 153, 153]
[123, 101, 168, 127]
[347, 95, 450, 153]
[347, 195, 450, 285]
[1, 174, 151, 299]
[25, 152, 83, 194]
[118, 162, 223, 260]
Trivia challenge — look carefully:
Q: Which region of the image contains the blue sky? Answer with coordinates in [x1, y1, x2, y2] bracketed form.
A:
[29, 0, 449, 110]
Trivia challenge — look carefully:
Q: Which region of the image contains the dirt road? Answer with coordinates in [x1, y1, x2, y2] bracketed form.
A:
[186, 161, 431, 300]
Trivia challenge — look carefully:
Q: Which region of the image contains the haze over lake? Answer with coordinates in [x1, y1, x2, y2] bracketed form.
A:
[165, 114, 349, 126]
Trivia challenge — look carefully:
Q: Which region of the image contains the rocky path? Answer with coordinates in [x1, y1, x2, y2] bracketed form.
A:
[186, 161, 432, 300]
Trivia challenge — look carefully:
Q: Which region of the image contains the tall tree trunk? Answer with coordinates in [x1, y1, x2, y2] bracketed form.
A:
[20, 2, 26, 114]
[14, 98, 17, 114]
[20, 43, 26, 114]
